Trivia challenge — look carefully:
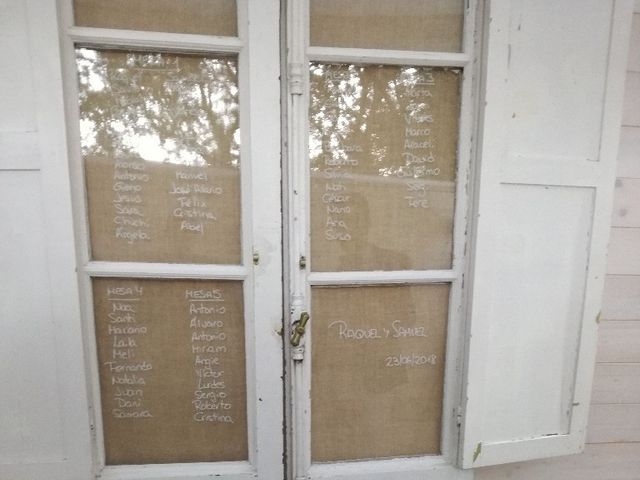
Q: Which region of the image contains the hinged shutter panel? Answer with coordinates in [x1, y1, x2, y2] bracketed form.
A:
[460, 0, 633, 469]
[0, 1, 93, 479]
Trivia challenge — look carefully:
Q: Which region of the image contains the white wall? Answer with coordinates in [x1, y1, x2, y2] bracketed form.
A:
[476, 5, 640, 479]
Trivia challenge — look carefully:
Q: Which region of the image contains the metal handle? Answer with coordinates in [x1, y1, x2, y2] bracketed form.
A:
[290, 311, 310, 347]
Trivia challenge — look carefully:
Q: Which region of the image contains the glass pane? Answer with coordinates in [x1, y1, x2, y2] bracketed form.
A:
[310, 0, 464, 52]
[77, 49, 241, 264]
[73, 0, 237, 36]
[93, 278, 247, 464]
[311, 284, 449, 461]
[310, 64, 460, 271]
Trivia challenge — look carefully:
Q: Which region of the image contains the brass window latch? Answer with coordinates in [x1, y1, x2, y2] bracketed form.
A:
[290, 312, 310, 347]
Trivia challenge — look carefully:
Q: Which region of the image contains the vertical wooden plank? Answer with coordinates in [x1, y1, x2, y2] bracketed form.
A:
[591, 363, 640, 404]
[601, 275, 640, 320]
[606, 227, 640, 274]
[597, 320, 640, 363]
[587, 404, 640, 443]
[629, 14, 640, 71]
[622, 72, 640, 126]
[617, 127, 640, 178]
[611, 178, 640, 226]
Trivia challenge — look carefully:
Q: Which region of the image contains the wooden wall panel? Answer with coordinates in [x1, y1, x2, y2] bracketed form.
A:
[596, 320, 640, 363]
[629, 14, 640, 72]
[591, 363, 640, 404]
[601, 275, 640, 320]
[587, 404, 640, 443]
[475, 443, 640, 480]
[612, 178, 640, 226]
[605, 228, 640, 275]
[617, 127, 640, 178]
[622, 72, 640, 126]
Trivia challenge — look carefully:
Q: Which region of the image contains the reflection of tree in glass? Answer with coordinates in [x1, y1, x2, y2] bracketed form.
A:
[77, 48, 239, 168]
[308, 63, 436, 178]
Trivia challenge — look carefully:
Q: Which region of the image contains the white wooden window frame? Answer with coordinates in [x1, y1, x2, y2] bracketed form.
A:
[56, 0, 283, 479]
[285, 1, 481, 479]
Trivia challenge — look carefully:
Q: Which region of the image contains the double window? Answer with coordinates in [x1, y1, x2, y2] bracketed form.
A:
[16, 1, 627, 479]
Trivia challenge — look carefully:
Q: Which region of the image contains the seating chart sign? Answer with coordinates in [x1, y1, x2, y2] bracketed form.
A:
[311, 284, 449, 461]
[77, 49, 241, 264]
[309, 63, 461, 272]
[93, 278, 247, 464]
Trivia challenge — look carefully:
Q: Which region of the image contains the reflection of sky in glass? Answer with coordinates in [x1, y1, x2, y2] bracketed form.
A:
[76, 48, 240, 168]
[309, 63, 438, 179]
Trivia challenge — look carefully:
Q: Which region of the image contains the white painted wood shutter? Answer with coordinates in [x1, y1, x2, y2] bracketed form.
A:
[460, 0, 634, 469]
[0, 1, 93, 479]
